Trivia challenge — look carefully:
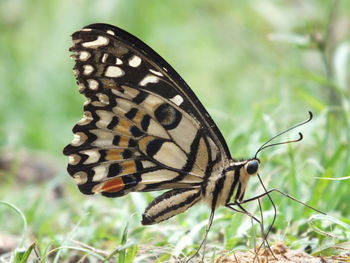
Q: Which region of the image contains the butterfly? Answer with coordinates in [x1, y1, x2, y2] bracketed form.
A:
[63, 23, 262, 226]
[63, 25, 323, 260]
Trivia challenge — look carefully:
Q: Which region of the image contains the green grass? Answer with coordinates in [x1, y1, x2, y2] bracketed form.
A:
[0, 0, 349, 262]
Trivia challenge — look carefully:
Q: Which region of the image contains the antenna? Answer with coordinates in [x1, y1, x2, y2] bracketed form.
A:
[254, 111, 313, 158]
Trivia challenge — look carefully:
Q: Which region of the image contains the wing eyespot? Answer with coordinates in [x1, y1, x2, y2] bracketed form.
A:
[154, 103, 182, 130]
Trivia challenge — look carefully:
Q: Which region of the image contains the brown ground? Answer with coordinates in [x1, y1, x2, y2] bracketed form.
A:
[215, 242, 349, 263]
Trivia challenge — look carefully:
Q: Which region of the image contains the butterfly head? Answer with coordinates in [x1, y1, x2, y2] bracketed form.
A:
[227, 158, 260, 177]
[245, 158, 260, 176]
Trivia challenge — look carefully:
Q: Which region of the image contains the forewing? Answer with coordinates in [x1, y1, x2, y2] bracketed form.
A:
[63, 24, 231, 197]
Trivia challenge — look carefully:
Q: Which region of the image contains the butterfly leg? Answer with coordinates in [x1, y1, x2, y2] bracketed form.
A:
[225, 202, 261, 224]
[238, 188, 325, 215]
[229, 188, 325, 261]
[226, 202, 268, 258]
[226, 200, 277, 261]
[185, 209, 215, 263]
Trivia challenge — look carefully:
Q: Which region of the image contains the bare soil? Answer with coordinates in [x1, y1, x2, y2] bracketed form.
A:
[215, 242, 348, 263]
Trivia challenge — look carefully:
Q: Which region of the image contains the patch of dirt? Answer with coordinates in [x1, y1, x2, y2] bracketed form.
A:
[0, 149, 64, 199]
[0, 150, 58, 184]
[0, 233, 20, 255]
[215, 242, 348, 263]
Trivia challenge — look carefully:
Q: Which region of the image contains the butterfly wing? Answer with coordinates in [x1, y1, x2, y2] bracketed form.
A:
[63, 23, 231, 198]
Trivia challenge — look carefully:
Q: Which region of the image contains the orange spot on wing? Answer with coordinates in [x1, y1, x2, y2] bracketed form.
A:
[133, 111, 144, 125]
[119, 137, 130, 147]
[114, 119, 132, 134]
[101, 177, 125, 193]
[138, 136, 155, 152]
[106, 149, 123, 160]
[121, 160, 137, 174]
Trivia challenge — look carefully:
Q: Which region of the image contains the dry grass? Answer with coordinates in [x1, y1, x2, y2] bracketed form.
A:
[216, 242, 350, 263]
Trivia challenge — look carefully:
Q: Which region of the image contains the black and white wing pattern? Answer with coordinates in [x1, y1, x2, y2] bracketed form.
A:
[63, 23, 232, 200]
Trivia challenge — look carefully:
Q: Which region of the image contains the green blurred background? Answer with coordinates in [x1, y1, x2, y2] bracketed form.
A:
[0, 0, 349, 262]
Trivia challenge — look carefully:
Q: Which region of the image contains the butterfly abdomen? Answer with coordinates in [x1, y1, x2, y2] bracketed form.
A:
[203, 166, 250, 209]
[142, 188, 202, 225]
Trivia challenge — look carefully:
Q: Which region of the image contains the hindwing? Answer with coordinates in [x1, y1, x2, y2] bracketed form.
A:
[63, 23, 231, 197]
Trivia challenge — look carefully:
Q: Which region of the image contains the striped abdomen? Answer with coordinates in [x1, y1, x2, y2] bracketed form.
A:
[203, 161, 254, 210]
[142, 188, 202, 225]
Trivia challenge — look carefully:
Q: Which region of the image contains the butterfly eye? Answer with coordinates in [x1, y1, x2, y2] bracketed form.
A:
[246, 159, 259, 175]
